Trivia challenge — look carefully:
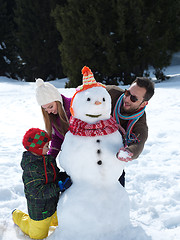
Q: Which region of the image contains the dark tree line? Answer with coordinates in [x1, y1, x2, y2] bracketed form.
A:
[0, 0, 65, 81]
[0, 0, 180, 85]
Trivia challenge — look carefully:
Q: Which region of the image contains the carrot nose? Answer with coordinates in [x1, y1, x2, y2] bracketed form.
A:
[95, 101, 101, 105]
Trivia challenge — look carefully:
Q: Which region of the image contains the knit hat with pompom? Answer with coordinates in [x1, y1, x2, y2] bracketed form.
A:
[35, 78, 63, 106]
[22, 128, 51, 155]
[76, 66, 105, 92]
[70, 66, 105, 116]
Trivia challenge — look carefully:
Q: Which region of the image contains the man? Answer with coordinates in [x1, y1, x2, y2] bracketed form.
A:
[106, 77, 155, 186]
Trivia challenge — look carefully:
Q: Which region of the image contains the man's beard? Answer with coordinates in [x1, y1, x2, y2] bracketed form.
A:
[122, 104, 140, 114]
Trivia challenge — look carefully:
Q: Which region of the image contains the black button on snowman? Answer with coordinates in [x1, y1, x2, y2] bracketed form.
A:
[54, 66, 130, 240]
[96, 145, 102, 165]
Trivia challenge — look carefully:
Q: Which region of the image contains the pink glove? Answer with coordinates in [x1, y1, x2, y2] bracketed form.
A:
[117, 147, 133, 162]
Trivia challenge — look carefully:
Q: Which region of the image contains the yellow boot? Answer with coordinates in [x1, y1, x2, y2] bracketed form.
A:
[12, 209, 57, 239]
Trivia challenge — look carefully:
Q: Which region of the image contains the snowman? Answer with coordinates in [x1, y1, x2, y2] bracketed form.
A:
[53, 66, 130, 240]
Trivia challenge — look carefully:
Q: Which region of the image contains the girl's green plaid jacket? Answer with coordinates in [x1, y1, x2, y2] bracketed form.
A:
[21, 151, 60, 220]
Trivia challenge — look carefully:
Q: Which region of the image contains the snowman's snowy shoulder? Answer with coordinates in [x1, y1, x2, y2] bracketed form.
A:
[99, 130, 123, 142]
[61, 131, 83, 150]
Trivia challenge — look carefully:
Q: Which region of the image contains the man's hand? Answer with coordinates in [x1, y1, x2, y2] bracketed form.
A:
[117, 147, 133, 162]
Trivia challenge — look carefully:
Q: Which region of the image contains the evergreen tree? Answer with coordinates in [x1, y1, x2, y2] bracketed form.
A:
[105, 0, 180, 83]
[14, 0, 64, 82]
[53, 0, 180, 86]
[142, 0, 180, 79]
[92, 0, 126, 84]
[0, 0, 8, 75]
[52, 0, 102, 87]
[0, 0, 19, 78]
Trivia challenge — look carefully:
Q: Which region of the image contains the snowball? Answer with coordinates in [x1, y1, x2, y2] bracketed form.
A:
[118, 149, 129, 159]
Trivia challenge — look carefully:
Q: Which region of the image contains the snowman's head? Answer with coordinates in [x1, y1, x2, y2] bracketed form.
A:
[70, 66, 112, 124]
[72, 87, 111, 124]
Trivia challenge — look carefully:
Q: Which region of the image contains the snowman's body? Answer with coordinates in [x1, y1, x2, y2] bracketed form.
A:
[60, 131, 124, 185]
[53, 78, 130, 240]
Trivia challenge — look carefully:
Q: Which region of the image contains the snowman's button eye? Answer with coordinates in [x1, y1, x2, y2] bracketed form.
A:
[87, 98, 91, 101]
[103, 98, 105, 102]
[97, 160, 102, 165]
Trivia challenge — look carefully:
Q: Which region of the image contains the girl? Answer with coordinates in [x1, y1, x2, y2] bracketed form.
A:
[35, 78, 71, 158]
[35, 78, 72, 189]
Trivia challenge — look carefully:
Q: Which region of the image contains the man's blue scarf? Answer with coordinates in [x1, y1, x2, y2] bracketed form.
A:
[113, 94, 146, 145]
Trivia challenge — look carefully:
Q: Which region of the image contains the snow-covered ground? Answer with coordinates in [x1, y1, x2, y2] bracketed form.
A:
[0, 63, 180, 240]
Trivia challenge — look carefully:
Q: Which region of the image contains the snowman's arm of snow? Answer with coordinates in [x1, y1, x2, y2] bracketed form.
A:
[117, 147, 133, 162]
[58, 132, 78, 172]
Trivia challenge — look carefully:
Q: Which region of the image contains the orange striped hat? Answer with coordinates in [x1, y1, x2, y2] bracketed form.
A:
[70, 66, 105, 116]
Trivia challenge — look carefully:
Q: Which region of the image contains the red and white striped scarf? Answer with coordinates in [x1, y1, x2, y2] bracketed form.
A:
[69, 116, 119, 137]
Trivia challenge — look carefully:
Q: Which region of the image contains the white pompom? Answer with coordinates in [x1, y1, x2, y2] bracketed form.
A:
[36, 78, 44, 87]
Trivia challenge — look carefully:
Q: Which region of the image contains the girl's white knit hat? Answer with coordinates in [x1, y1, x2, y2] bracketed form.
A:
[35, 78, 63, 106]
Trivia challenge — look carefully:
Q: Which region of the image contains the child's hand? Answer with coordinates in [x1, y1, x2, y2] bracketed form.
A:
[58, 177, 72, 192]
[117, 147, 133, 162]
